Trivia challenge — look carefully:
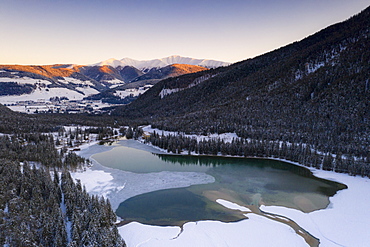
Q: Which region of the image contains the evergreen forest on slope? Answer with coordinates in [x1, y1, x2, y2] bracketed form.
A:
[0, 106, 126, 246]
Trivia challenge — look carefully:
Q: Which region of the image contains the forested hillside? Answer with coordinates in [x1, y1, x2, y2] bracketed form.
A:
[114, 7, 370, 175]
[0, 105, 126, 245]
[0, 160, 124, 246]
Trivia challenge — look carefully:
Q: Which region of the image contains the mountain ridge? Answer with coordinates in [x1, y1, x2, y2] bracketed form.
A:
[131, 63, 209, 82]
[93, 55, 230, 70]
[0, 56, 226, 103]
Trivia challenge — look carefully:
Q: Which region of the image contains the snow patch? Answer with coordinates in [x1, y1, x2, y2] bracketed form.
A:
[72, 168, 118, 198]
[306, 62, 325, 74]
[159, 88, 181, 98]
[159, 74, 216, 98]
[58, 77, 94, 86]
[119, 214, 306, 247]
[75, 86, 99, 96]
[60, 191, 72, 243]
[0, 87, 86, 104]
[216, 199, 251, 212]
[103, 78, 125, 86]
[114, 85, 152, 99]
[0, 77, 52, 85]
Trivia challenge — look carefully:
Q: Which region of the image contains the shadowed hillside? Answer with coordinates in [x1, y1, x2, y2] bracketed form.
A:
[113, 6, 370, 174]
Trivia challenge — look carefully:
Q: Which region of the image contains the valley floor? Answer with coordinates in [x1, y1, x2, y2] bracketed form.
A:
[72, 139, 370, 247]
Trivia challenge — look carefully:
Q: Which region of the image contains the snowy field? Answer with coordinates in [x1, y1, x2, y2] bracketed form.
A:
[0, 86, 112, 113]
[72, 139, 370, 247]
[0, 87, 87, 103]
[0, 77, 52, 85]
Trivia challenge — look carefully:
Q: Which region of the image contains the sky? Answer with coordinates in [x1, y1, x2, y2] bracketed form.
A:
[0, 0, 369, 65]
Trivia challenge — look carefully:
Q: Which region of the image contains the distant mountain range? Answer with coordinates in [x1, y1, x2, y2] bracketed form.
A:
[0, 56, 227, 104]
[92, 55, 230, 71]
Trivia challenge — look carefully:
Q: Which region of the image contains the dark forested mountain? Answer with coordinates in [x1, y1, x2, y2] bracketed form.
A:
[130, 64, 209, 82]
[116, 66, 144, 82]
[113, 7, 370, 165]
[78, 65, 144, 85]
[78, 65, 126, 85]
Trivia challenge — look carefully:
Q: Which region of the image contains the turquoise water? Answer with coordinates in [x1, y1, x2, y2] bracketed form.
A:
[93, 145, 209, 173]
[93, 142, 346, 226]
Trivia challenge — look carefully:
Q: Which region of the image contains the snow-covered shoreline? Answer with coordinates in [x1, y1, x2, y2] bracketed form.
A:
[118, 165, 370, 247]
[72, 138, 370, 247]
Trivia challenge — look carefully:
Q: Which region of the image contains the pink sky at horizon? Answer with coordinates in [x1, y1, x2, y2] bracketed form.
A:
[0, 0, 368, 65]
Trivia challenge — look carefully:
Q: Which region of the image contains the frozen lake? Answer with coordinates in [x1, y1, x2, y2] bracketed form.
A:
[91, 140, 346, 226]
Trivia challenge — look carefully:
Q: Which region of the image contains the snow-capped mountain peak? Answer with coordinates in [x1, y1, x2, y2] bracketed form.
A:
[96, 58, 125, 68]
[93, 55, 230, 70]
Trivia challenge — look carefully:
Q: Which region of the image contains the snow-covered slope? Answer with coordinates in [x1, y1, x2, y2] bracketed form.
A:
[93, 55, 230, 70]
[0, 87, 96, 103]
[0, 75, 99, 100]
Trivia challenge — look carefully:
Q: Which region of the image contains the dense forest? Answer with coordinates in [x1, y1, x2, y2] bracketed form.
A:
[0, 82, 35, 96]
[0, 133, 87, 170]
[0, 110, 126, 246]
[144, 132, 369, 177]
[113, 7, 370, 176]
[0, 160, 124, 246]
